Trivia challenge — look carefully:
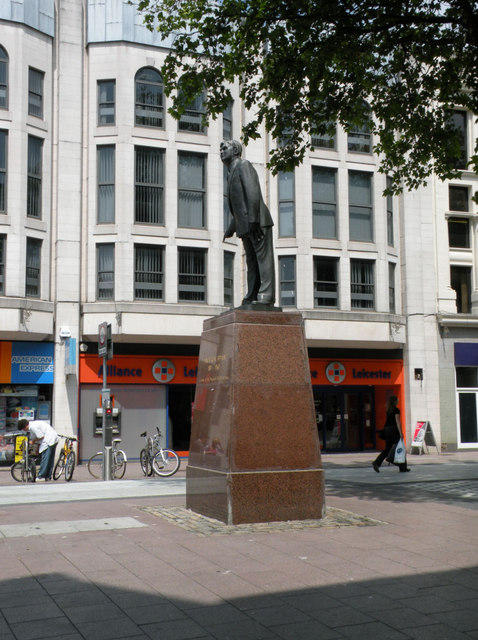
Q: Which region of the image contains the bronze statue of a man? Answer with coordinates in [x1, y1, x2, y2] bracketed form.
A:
[220, 139, 276, 306]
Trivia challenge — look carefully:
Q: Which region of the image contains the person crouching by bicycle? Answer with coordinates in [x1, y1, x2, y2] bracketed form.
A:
[17, 418, 60, 481]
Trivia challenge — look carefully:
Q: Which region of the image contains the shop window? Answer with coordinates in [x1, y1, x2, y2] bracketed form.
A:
[449, 185, 469, 212]
[448, 217, 470, 248]
[0, 234, 5, 294]
[178, 152, 206, 228]
[279, 255, 296, 307]
[135, 67, 164, 128]
[27, 136, 42, 219]
[134, 244, 164, 300]
[26, 237, 41, 298]
[450, 265, 471, 313]
[178, 78, 206, 133]
[312, 166, 337, 239]
[224, 251, 234, 306]
[135, 146, 164, 225]
[351, 259, 374, 310]
[178, 247, 206, 302]
[0, 46, 8, 109]
[449, 111, 468, 169]
[98, 79, 115, 125]
[389, 262, 396, 313]
[387, 177, 394, 246]
[223, 100, 233, 139]
[314, 256, 338, 308]
[456, 367, 478, 445]
[278, 171, 295, 237]
[311, 123, 336, 150]
[0, 129, 6, 213]
[97, 243, 114, 300]
[456, 367, 478, 387]
[28, 67, 44, 118]
[97, 145, 115, 223]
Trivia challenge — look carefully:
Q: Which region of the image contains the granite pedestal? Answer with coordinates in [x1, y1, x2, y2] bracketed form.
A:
[186, 309, 325, 525]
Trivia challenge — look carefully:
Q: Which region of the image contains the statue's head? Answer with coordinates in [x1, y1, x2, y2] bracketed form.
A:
[220, 139, 242, 162]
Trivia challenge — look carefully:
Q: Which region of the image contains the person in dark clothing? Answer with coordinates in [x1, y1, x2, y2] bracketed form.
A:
[372, 395, 410, 473]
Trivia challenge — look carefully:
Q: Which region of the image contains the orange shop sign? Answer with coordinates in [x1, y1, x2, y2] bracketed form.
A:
[79, 354, 198, 385]
[309, 359, 403, 386]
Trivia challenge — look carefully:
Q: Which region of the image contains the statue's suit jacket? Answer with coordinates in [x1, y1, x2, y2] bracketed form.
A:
[225, 158, 274, 238]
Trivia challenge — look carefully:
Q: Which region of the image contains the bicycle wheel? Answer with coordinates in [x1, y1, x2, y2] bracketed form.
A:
[113, 450, 127, 479]
[87, 452, 103, 479]
[53, 452, 65, 480]
[140, 448, 153, 477]
[11, 459, 36, 483]
[152, 449, 180, 477]
[64, 451, 76, 481]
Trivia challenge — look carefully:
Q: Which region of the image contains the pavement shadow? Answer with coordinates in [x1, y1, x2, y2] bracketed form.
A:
[1, 566, 478, 639]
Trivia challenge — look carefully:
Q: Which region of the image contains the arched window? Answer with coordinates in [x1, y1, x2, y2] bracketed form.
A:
[178, 78, 206, 133]
[0, 46, 8, 109]
[135, 67, 164, 128]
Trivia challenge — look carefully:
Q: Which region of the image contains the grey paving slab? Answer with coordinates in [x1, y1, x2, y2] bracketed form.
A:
[0, 516, 147, 537]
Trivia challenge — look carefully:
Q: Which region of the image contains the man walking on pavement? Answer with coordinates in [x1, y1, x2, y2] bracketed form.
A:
[17, 418, 59, 481]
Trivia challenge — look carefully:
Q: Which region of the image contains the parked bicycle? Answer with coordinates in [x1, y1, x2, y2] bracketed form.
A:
[9, 432, 37, 483]
[53, 435, 77, 482]
[87, 438, 127, 479]
[139, 428, 180, 477]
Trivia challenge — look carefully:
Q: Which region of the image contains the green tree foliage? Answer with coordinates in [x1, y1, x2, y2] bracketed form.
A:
[136, 0, 478, 195]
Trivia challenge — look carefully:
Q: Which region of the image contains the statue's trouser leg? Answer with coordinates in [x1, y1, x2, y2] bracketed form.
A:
[252, 227, 275, 304]
[242, 235, 260, 301]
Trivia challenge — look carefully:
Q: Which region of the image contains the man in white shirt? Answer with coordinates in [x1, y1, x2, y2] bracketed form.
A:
[18, 418, 59, 481]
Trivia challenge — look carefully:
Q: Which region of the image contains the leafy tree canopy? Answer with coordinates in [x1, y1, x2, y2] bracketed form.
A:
[136, 0, 478, 196]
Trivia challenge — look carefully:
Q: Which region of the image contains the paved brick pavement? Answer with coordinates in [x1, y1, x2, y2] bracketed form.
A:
[0, 451, 477, 639]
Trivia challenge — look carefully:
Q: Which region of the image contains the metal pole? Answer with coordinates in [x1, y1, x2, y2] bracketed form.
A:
[102, 355, 113, 480]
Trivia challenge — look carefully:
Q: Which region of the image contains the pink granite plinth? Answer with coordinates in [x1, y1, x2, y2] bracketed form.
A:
[186, 309, 325, 525]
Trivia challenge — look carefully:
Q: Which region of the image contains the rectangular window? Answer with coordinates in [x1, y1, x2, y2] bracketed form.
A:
[134, 244, 164, 300]
[135, 147, 164, 225]
[351, 259, 374, 309]
[224, 251, 234, 306]
[314, 257, 338, 308]
[0, 234, 5, 294]
[178, 247, 206, 302]
[312, 167, 337, 239]
[26, 237, 41, 298]
[449, 185, 469, 212]
[278, 172, 295, 237]
[27, 136, 42, 219]
[97, 244, 114, 300]
[97, 145, 115, 223]
[387, 177, 394, 246]
[279, 256, 296, 307]
[0, 48, 7, 108]
[0, 130, 6, 213]
[28, 67, 44, 118]
[448, 217, 470, 248]
[450, 111, 467, 169]
[451, 265, 471, 313]
[223, 101, 233, 140]
[223, 165, 232, 232]
[98, 80, 115, 125]
[349, 171, 373, 242]
[389, 262, 396, 313]
[178, 89, 206, 133]
[311, 125, 336, 150]
[178, 152, 206, 228]
[347, 121, 372, 153]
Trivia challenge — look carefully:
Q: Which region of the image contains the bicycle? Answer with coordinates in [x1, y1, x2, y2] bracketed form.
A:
[53, 435, 77, 482]
[9, 432, 37, 483]
[139, 427, 180, 477]
[87, 438, 127, 479]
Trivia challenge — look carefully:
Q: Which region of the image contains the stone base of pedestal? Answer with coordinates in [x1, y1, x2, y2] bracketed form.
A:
[186, 465, 324, 525]
[186, 308, 325, 525]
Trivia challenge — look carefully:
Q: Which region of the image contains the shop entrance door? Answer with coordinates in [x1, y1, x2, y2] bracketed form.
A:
[314, 386, 375, 451]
